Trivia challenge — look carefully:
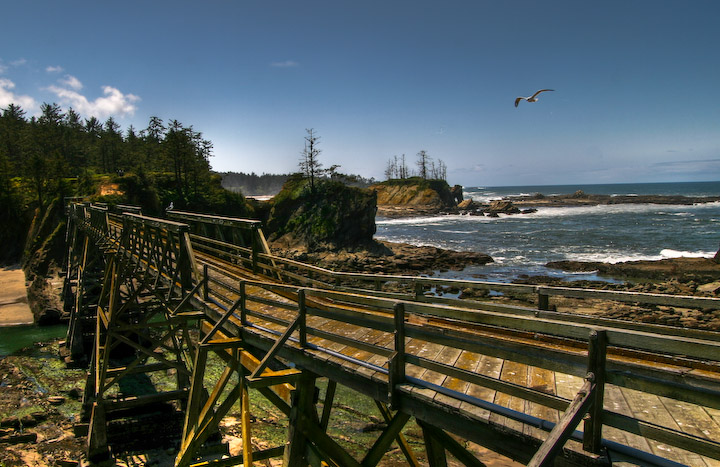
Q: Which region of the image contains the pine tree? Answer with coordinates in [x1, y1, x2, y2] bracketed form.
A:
[299, 128, 322, 192]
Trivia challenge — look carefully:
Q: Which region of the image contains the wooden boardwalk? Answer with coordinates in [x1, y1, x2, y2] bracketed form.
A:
[63, 205, 720, 466]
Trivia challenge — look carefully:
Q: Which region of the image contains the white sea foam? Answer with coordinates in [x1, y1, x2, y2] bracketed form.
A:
[659, 248, 714, 259]
[563, 249, 714, 264]
[377, 202, 720, 228]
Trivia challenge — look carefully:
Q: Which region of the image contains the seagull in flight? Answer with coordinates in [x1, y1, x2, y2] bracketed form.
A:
[515, 89, 554, 107]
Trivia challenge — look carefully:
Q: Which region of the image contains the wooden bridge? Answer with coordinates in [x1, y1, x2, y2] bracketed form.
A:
[62, 203, 720, 466]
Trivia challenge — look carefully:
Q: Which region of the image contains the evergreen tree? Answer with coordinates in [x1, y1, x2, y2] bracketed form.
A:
[299, 128, 322, 192]
[416, 150, 431, 180]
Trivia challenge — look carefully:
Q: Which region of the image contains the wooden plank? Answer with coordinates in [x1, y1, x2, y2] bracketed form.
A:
[659, 396, 720, 465]
[459, 354, 504, 423]
[436, 349, 482, 410]
[620, 387, 708, 466]
[428, 346, 465, 409]
[523, 366, 559, 440]
[659, 396, 720, 441]
[601, 384, 651, 451]
[490, 359, 528, 433]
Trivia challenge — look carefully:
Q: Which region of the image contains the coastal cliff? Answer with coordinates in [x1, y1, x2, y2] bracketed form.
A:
[508, 190, 720, 207]
[370, 178, 462, 217]
[265, 174, 378, 251]
[262, 175, 492, 272]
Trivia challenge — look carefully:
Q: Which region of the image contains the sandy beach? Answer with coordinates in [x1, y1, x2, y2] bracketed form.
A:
[0, 265, 33, 326]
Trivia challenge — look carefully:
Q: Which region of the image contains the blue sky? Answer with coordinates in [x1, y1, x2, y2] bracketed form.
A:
[2, 1, 719, 187]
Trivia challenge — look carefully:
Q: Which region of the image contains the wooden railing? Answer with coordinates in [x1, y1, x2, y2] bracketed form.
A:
[198, 271, 720, 465]
[67, 205, 720, 465]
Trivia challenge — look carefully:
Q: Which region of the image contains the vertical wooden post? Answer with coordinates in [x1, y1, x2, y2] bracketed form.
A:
[283, 371, 317, 466]
[251, 224, 259, 274]
[418, 420, 448, 467]
[538, 287, 550, 311]
[238, 349, 253, 467]
[239, 280, 247, 325]
[414, 281, 423, 300]
[203, 264, 209, 301]
[178, 226, 193, 290]
[87, 401, 110, 462]
[320, 380, 337, 431]
[298, 289, 307, 347]
[388, 302, 406, 411]
[583, 329, 607, 454]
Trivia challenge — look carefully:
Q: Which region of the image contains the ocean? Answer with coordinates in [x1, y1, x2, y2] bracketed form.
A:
[374, 181, 720, 282]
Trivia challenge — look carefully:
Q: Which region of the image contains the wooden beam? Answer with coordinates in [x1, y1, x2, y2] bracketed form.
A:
[361, 410, 411, 466]
[419, 423, 487, 467]
[527, 379, 594, 467]
[418, 419, 447, 467]
[374, 401, 420, 467]
[583, 330, 607, 454]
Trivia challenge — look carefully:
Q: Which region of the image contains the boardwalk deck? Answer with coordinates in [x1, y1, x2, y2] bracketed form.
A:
[63, 205, 720, 466]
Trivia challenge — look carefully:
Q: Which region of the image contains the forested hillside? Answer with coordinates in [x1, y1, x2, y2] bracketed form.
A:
[221, 171, 290, 196]
[0, 102, 251, 263]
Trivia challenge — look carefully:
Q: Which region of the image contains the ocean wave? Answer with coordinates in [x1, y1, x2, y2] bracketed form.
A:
[378, 202, 720, 227]
[437, 229, 474, 234]
[563, 249, 714, 264]
[659, 248, 714, 259]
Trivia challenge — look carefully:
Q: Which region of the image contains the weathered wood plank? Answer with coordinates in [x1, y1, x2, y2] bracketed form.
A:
[491, 360, 528, 433]
[621, 387, 708, 466]
[523, 366, 558, 440]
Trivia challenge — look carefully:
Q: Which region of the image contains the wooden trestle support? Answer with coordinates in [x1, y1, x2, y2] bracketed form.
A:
[62, 204, 720, 466]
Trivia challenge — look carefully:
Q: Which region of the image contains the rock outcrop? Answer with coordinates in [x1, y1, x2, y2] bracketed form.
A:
[507, 192, 720, 208]
[546, 257, 720, 282]
[266, 175, 378, 251]
[273, 240, 493, 276]
[370, 178, 459, 217]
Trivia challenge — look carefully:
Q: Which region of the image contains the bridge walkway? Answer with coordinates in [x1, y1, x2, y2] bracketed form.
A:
[63, 205, 720, 467]
[195, 246, 720, 467]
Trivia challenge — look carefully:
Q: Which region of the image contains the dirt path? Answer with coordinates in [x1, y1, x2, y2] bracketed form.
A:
[0, 265, 33, 326]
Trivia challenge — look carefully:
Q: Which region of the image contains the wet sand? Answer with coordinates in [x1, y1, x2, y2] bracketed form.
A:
[0, 265, 33, 326]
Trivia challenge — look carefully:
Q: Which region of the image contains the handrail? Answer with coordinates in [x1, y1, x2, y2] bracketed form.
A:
[206, 276, 720, 462]
[68, 204, 720, 465]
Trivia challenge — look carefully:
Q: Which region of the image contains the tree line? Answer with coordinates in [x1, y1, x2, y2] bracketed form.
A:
[384, 150, 447, 181]
[0, 102, 214, 207]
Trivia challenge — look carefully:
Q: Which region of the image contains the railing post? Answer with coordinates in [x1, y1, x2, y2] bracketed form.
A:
[538, 287, 550, 311]
[239, 280, 247, 325]
[388, 302, 406, 410]
[251, 224, 259, 274]
[298, 289, 307, 347]
[583, 329, 607, 454]
[203, 264, 209, 301]
[414, 281, 423, 300]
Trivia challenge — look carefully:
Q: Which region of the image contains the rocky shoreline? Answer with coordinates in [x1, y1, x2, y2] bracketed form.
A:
[508, 190, 720, 208]
[270, 239, 494, 276]
[377, 190, 720, 218]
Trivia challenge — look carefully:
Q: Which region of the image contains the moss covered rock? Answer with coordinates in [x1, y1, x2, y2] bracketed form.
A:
[266, 175, 377, 251]
[370, 178, 457, 209]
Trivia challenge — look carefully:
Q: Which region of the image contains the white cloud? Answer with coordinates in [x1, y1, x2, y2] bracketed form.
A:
[270, 60, 299, 68]
[46, 83, 140, 119]
[11, 58, 27, 67]
[46, 65, 63, 73]
[0, 78, 38, 111]
[60, 75, 83, 91]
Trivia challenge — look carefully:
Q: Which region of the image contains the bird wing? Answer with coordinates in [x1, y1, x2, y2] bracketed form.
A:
[531, 89, 555, 98]
[514, 97, 524, 107]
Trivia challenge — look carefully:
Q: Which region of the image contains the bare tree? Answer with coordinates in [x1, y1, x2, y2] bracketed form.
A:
[399, 154, 408, 179]
[437, 159, 447, 181]
[416, 150, 431, 179]
[299, 128, 322, 192]
[385, 156, 397, 180]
